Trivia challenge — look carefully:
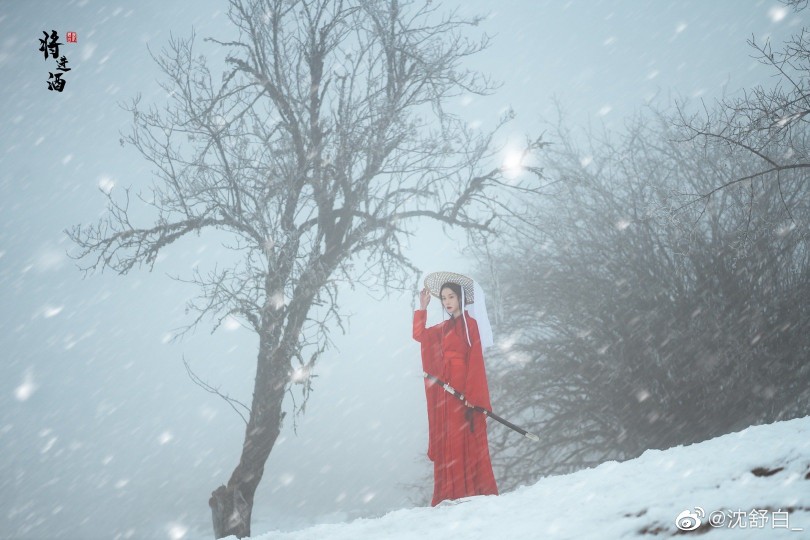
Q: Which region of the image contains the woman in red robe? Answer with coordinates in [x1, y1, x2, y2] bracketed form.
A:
[412, 277, 499, 506]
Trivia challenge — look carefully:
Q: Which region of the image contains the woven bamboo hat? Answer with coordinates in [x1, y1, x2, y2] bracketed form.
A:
[424, 271, 474, 304]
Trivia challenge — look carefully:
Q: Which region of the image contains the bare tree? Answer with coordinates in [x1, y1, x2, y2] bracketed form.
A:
[782, 0, 808, 11]
[65, 0, 546, 537]
[671, 0, 810, 223]
[473, 101, 810, 491]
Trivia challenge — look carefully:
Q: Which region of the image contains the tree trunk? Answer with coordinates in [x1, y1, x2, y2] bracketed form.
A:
[209, 333, 290, 539]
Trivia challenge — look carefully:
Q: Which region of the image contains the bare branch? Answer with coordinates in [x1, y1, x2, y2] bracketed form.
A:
[183, 355, 250, 425]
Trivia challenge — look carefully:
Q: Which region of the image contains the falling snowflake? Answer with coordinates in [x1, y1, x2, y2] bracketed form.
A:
[223, 316, 241, 331]
[14, 372, 37, 401]
[41, 436, 57, 454]
[43, 305, 63, 318]
[270, 291, 286, 309]
[166, 522, 188, 540]
[280, 472, 295, 486]
[98, 175, 115, 194]
[768, 6, 788, 23]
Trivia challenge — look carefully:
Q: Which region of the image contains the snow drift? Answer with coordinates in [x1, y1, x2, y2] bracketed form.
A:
[222, 415, 810, 539]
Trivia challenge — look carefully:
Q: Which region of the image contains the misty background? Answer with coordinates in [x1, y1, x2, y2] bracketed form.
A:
[1, 1, 805, 539]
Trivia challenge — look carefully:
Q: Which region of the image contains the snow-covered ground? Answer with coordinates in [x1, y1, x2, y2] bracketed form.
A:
[223, 415, 810, 540]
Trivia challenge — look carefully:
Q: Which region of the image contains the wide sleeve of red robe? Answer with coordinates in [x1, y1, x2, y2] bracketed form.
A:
[413, 309, 498, 505]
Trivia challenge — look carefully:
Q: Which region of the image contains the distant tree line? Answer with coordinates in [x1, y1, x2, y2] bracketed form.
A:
[479, 2, 810, 486]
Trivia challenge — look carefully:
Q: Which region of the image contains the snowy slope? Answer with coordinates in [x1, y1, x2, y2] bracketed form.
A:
[226, 416, 810, 540]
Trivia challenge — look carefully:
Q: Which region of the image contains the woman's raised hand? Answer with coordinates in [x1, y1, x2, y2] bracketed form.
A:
[419, 286, 431, 310]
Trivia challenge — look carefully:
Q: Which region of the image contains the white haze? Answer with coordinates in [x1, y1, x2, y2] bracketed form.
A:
[0, 1, 802, 539]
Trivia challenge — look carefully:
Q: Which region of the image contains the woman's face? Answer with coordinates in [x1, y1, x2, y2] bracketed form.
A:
[440, 287, 461, 317]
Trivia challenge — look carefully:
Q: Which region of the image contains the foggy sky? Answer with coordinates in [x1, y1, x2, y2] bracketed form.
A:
[0, 1, 798, 539]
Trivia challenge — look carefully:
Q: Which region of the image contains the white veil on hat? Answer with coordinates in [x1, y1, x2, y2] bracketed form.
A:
[423, 271, 494, 349]
[471, 279, 494, 348]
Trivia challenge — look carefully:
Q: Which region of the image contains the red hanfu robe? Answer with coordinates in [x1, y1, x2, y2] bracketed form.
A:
[412, 309, 499, 506]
